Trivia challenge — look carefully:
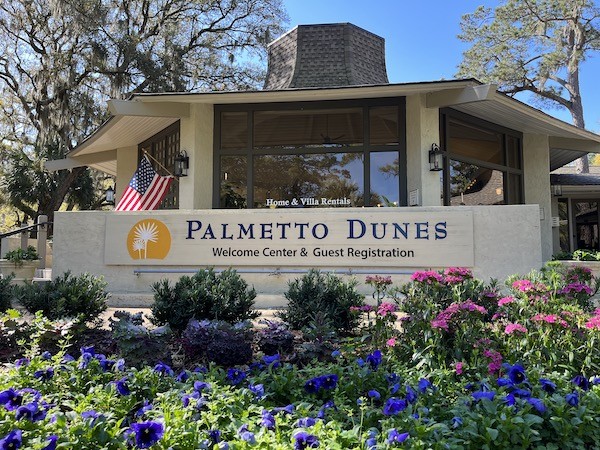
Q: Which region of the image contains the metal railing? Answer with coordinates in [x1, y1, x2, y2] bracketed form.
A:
[133, 267, 416, 276]
[0, 215, 51, 269]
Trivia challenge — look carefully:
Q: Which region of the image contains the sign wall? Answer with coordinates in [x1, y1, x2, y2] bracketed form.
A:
[104, 209, 474, 268]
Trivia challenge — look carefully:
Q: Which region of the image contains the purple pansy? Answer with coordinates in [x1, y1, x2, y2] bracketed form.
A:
[129, 421, 164, 449]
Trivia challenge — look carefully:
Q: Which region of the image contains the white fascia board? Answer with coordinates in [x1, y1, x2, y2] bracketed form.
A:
[493, 94, 600, 143]
[549, 137, 600, 154]
[108, 100, 190, 117]
[131, 80, 481, 104]
[425, 84, 497, 108]
[44, 150, 117, 171]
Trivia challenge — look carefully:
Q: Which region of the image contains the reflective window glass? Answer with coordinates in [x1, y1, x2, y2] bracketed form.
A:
[370, 151, 399, 206]
[221, 112, 248, 150]
[448, 117, 504, 165]
[370, 106, 399, 145]
[253, 153, 364, 208]
[254, 108, 363, 149]
[220, 155, 247, 208]
[449, 160, 505, 206]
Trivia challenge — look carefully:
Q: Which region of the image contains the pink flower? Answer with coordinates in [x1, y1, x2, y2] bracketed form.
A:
[431, 318, 449, 331]
[586, 316, 600, 330]
[443, 267, 473, 284]
[483, 349, 503, 375]
[504, 323, 528, 334]
[560, 283, 594, 296]
[532, 314, 568, 327]
[512, 279, 534, 292]
[459, 300, 487, 315]
[377, 302, 397, 317]
[386, 337, 397, 347]
[411, 270, 444, 284]
[365, 275, 393, 286]
[497, 296, 515, 307]
[454, 362, 464, 375]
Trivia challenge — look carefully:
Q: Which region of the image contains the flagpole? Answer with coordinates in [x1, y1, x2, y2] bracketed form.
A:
[141, 149, 177, 178]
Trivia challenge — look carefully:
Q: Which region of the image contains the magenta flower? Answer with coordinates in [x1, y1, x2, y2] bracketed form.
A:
[411, 270, 444, 284]
[365, 275, 393, 286]
[512, 279, 535, 292]
[532, 314, 568, 327]
[504, 323, 528, 334]
[377, 302, 397, 317]
[497, 296, 516, 307]
[454, 362, 464, 375]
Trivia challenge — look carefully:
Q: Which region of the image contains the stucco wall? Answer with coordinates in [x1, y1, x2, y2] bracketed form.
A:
[53, 205, 542, 307]
[116, 146, 139, 202]
[523, 134, 553, 260]
[405, 94, 442, 206]
[180, 103, 214, 209]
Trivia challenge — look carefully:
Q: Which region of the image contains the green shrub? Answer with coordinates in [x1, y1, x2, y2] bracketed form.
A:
[277, 269, 364, 334]
[15, 271, 108, 325]
[150, 268, 259, 333]
[4, 245, 38, 266]
[0, 274, 14, 312]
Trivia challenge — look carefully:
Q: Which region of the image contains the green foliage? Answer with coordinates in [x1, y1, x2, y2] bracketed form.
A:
[0, 1, 287, 220]
[554, 249, 600, 261]
[109, 310, 172, 368]
[15, 271, 108, 325]
[277, 269, 365, 334]
[0, 274, 14, 312]
[457, 0, 599, 153]
[150, 268, 259, 333]
[4, 266, 600, 447]
[1, 144, 101, 225]
[3, 245, 38, 266]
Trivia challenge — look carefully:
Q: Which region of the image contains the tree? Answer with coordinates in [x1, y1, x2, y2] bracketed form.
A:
[457, 0, 600, 172]
[0, 0, 287, 225]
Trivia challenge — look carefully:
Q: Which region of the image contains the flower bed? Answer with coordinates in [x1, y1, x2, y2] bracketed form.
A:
[2, 262, 600, 448]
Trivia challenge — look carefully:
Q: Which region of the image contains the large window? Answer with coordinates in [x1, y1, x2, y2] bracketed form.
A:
[215, 99, 406, 209]
[440, 109, 523, 206]
[138, 121, 180, 209]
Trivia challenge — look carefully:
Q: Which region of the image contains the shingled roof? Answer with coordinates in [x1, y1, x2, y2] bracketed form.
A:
[263, 23, 389, 90]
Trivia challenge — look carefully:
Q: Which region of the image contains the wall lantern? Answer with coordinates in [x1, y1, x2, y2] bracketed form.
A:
[429, 144, 443, 171]
[174, 150, 190, 177]
[105, 185, 115, 205]
[552, 184, 563, 197]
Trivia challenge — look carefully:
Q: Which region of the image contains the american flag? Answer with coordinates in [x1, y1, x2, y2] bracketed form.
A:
[115, 156, 174, 211]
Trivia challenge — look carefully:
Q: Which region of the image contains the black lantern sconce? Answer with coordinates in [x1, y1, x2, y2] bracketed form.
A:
[105, 185, 115, 205]
[429, 144, 443, 171]
[174, 150, 190, 177]
[552, 184, 563, 197]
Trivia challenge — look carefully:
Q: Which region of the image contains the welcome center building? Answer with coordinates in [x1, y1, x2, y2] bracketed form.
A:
[47, 23, 600, 306]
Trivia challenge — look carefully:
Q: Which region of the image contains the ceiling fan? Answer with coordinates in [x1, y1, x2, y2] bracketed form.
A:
[320, 114, 345, 145]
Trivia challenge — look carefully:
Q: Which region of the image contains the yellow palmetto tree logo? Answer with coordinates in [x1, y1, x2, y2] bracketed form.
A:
[126, 219, 171, 260]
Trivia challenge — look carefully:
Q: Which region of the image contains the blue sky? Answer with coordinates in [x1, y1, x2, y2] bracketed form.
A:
[283, 0, 600, 133]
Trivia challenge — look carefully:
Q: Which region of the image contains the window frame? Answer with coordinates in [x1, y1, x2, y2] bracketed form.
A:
[213, 98, 407, 208]
[440, 108, 524, 206]
[137, 120, 180, 209]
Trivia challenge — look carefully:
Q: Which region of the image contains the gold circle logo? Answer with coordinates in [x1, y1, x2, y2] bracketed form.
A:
[127, 219, 171, 260]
